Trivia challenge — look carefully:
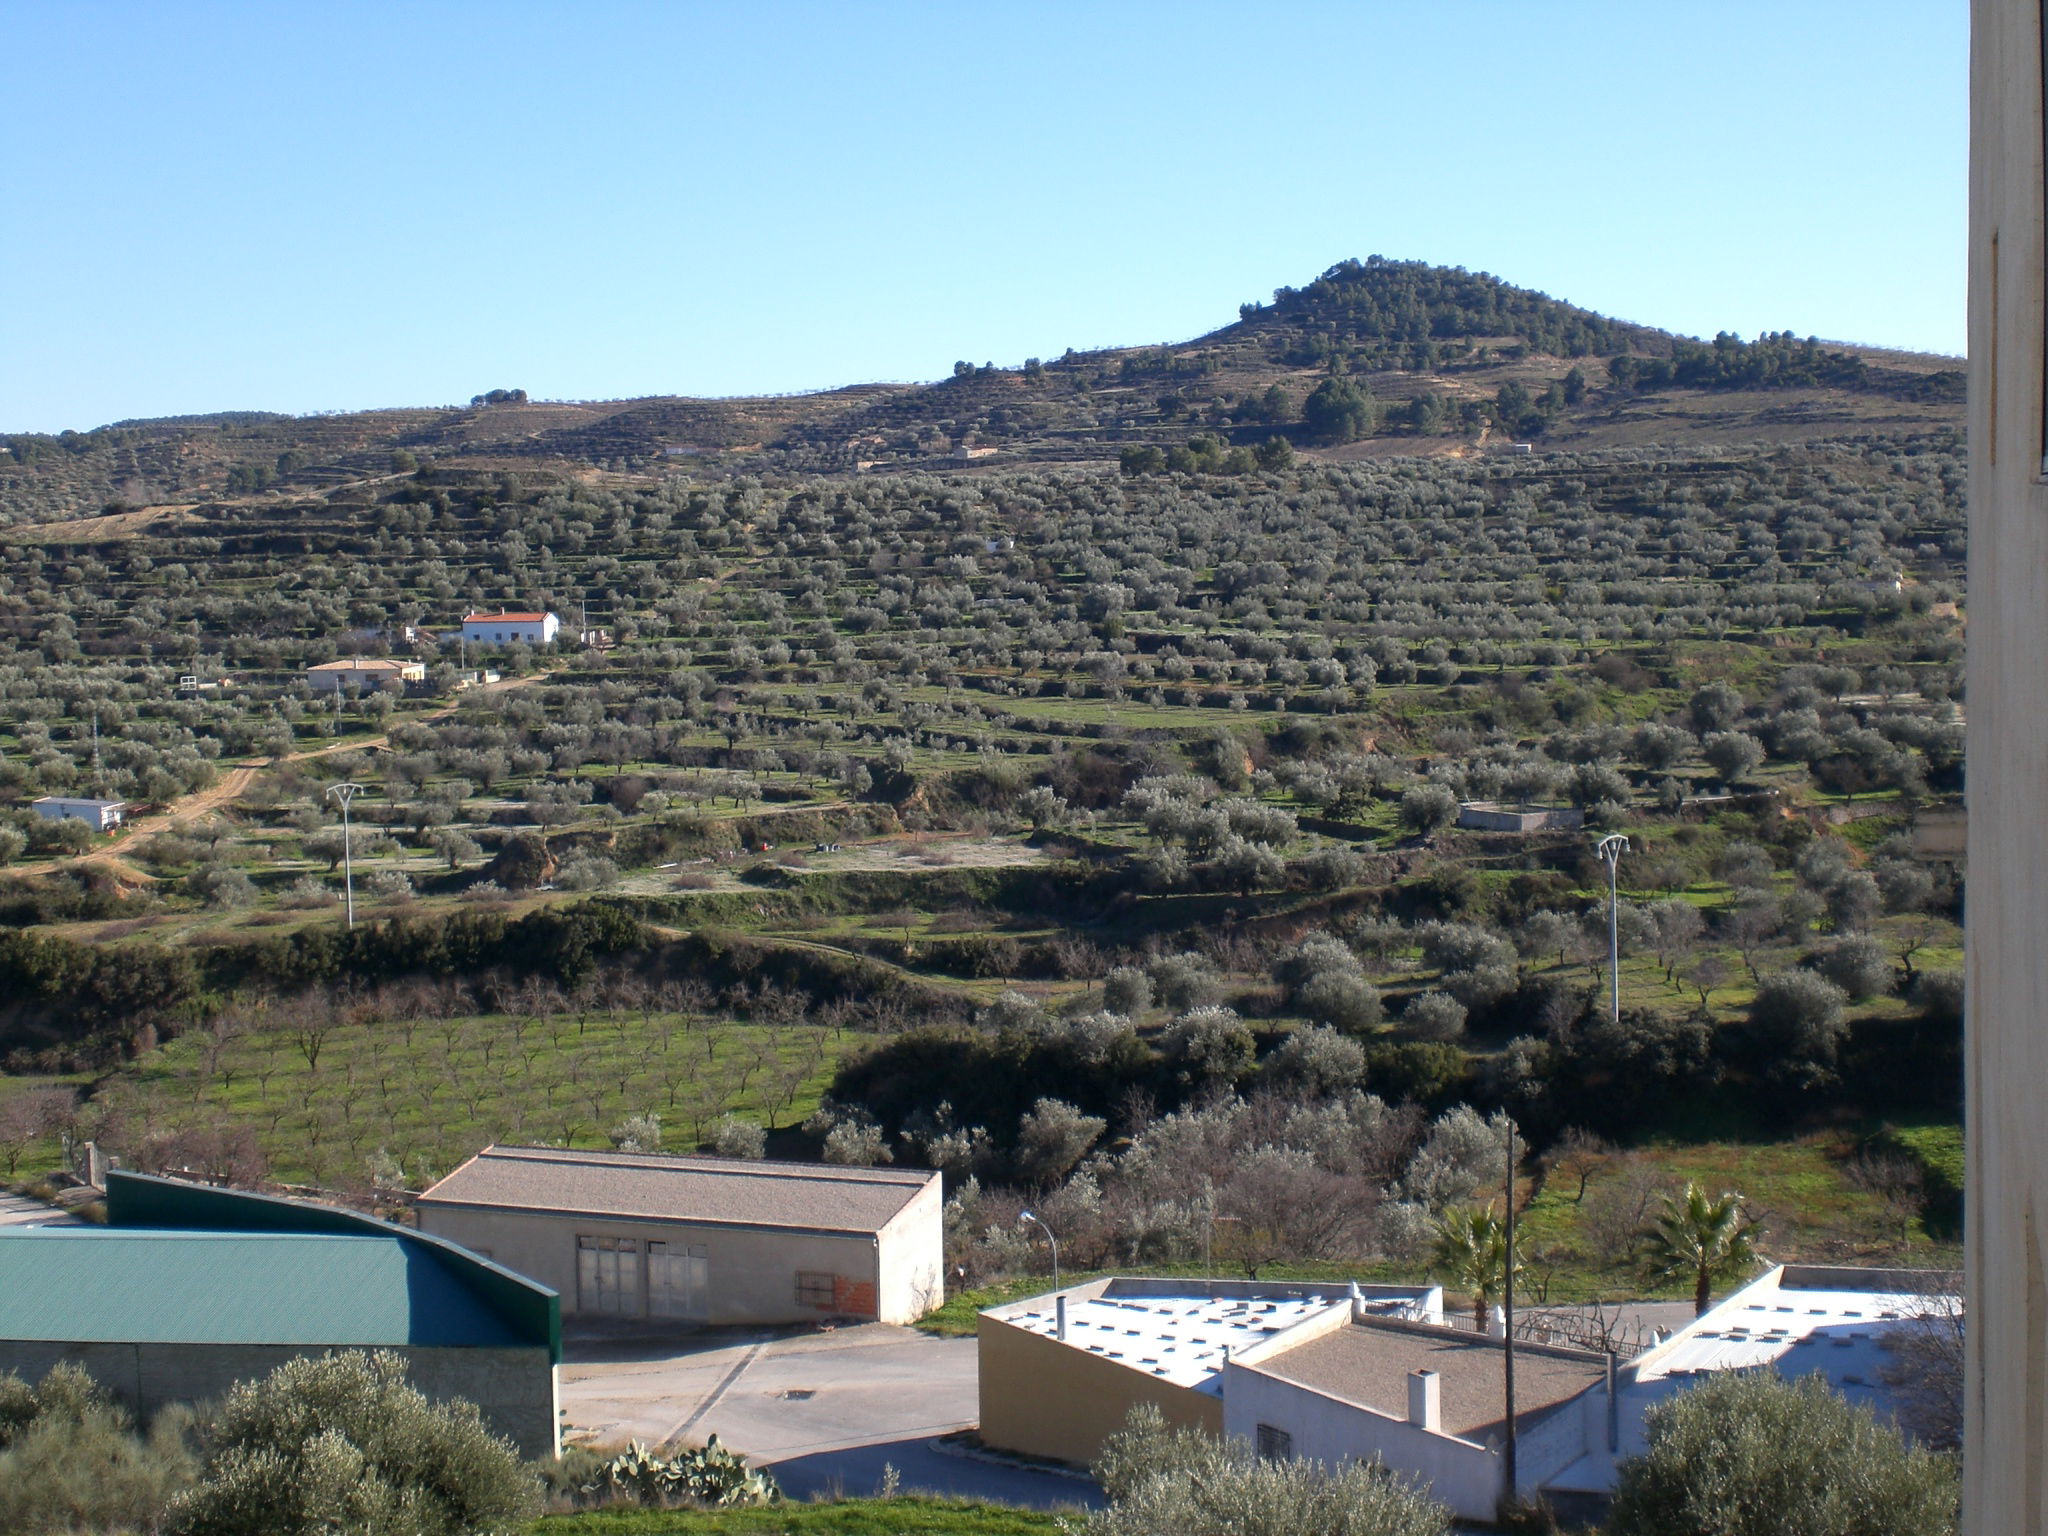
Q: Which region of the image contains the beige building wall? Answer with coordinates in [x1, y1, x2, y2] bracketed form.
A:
[1969, 4, 2048, 1530]
[875, 1177, 945, 1323]
[417, 1205, 889, 1326]
[976, 1309, 1221, 1467]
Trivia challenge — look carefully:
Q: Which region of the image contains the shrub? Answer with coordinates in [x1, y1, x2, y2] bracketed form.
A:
[1275, 934, 1383, 1031]
[711, 1117, 766, 1159]
[1260, 1025, 1368, 1096]
[1102, 966, 1153, 1016]
[1748, 969, 1849, 1083]
[0, 1363, 195, 1536]
[555, 853, 620, 891]
[1608, 1371, 1956, 1536]
[1149, 951, 1223, 1011]
[1398, 783, 1459, 834]
[1085, 1403, 1449, 1536]
[1403, 990, 1468, 1041]
[185, 862, 258, 910]
[1161, 1006, 1255, 1089]
[557, 1436, 778, 1510]
[166, 1350, 538, 1536]
[1812, 935, 1893, 1001]
[1013, 1097, 1107, 1185]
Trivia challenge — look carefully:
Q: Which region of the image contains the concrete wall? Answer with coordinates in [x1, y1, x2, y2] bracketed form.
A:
[0, 1340, 558, 1458]
[976, 1309, 1221, 1466]
[417, 1205, 885, 1326]
[875, 1177, 945, 1324]
[1220, 1360, 1503, 1521]
[1220, 1359, 1603, 1521]
[1967, 7, 2048, 1528]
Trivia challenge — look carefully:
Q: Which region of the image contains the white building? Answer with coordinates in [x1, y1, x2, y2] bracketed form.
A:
[416, 1146, 944, 1327]
[977, 1278, 1443, 1467]
[1222, 1310, 1612, 1523]
[1539, 1265, 1955, 1511]
[305, 658, 425, 694]
[461, 611, 560, 647]
[31, 796, 126, 832]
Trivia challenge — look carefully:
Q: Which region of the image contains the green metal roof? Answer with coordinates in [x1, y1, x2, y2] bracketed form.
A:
[102, 1170, 561, 1361]
[0, 1228, 533, 1349]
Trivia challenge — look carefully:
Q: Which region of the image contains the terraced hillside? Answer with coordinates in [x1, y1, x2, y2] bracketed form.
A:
[0, 259, 1963, 522]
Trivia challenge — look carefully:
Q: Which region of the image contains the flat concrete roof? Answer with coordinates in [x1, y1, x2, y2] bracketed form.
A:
[1632, 1264, 1956, 1413]
[1238, 1316, 1607, 1442]
[418, 1145, 938, 1238]
[983, 1278, 1441, 1396]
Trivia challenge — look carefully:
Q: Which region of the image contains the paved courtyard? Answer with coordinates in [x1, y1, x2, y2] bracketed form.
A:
[560, 1322, 1098, 1510]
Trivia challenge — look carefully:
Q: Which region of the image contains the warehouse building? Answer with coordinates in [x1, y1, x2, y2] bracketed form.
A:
[977, 1277, 1443, 1467]
[416, 1145, 945, 1327]
[0, 1171, 561, 1457]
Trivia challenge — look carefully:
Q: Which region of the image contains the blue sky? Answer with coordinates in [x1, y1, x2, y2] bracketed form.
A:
[2, 2, 1965, 433]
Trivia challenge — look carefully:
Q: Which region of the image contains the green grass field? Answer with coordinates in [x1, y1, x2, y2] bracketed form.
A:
[101, 1008, 856, 1187]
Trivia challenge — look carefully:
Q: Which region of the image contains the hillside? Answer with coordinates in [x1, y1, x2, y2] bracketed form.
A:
[0, 258, 1963, 523]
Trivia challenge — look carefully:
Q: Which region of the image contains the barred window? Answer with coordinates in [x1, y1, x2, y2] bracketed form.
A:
[1255, 1423, 1293, 1461]
[796, 1271, 836, 1308]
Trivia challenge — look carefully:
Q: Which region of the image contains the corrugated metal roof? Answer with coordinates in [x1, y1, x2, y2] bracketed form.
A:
[418, 1145, 937, 1236]
[0, 1229, 526, 1348]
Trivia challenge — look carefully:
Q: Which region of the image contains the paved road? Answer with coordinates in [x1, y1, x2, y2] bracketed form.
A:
[0, 1191, 77, 1228]
[560, 1323, 1096, 1511]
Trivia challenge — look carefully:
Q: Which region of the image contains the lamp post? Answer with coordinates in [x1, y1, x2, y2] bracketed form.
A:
[1019, 1209, 1061, 1293]
[326, 781, 366, 930]
[1503, 1115, 1519, 1498]
[1597, 833, 1630, 1022]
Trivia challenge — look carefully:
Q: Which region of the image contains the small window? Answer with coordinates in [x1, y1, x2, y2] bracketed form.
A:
[796, 1271, 837, 1308]
[1256, 1423, 1293, 1461]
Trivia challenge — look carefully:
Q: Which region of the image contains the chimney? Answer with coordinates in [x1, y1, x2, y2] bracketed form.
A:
[1348, 1281, 1365, 1322]
[1407, 1369, 1441, 1433]
[1055, 1294, 1068, 1342]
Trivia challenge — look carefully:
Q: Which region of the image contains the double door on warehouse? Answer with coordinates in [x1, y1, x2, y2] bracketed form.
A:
[576, 1234, 709, 1319]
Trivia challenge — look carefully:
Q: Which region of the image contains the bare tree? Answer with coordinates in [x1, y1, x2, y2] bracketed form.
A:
[1547, 1127, 1612, 1204]
[1881, 1284, 1964, 1452]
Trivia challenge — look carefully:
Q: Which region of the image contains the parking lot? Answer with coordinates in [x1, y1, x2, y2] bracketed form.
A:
[560, 1322, 1099, 1510]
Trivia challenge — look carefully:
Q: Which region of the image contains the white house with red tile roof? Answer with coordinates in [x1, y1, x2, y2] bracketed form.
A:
[461, 610, 560, 646]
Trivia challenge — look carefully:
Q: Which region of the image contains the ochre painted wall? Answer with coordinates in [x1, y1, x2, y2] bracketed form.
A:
[976, 1311, 1221, 1467]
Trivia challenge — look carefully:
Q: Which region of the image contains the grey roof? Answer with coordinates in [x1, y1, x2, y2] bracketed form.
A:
[1241, 1318, 1607, 1440]
[417, 1145, 937, 1236]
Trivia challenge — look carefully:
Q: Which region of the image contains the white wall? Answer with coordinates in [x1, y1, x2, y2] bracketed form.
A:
[1222, 1361, 1505, 1522]
[875, 1176, 945, 1323]
[1220, 1355, 1606, 1520]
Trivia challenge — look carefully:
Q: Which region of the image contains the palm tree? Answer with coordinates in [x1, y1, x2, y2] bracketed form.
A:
[1430, 1206, 1520, 1329]
[1643, 1182, 1758, 1314]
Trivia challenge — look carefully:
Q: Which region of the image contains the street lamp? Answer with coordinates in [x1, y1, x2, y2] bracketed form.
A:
[1019, 1209, 1061, 1293]
[1597, 833, 1630, 1022]
[326, 781, 367, 930]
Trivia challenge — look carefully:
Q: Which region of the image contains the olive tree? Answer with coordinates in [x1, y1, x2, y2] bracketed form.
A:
[166, 1350, 538, 1536]
[1608, 1372, 1956, 1536]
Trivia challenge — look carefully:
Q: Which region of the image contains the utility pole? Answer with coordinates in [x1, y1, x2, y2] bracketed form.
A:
[326, 781, 366, 929]
[1597, 833, 1630, 1021]
[1503, 1116, 1519, 1502]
